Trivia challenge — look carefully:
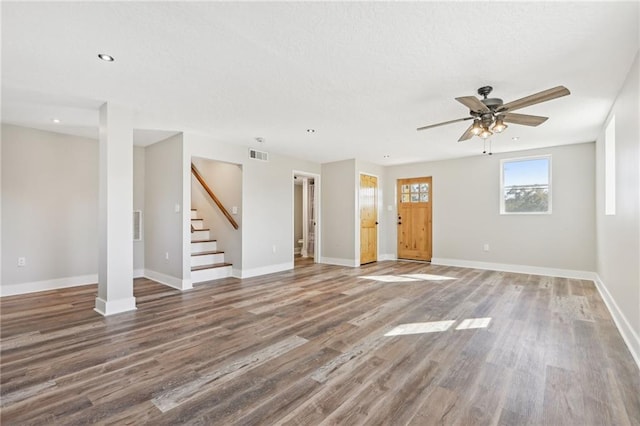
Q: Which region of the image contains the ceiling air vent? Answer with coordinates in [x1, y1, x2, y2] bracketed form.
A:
[248, 148, 269, 161]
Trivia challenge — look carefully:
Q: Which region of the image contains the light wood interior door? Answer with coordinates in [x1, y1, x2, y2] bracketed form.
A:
[360, 174, 378, 265]
[397, 177, 432, 261]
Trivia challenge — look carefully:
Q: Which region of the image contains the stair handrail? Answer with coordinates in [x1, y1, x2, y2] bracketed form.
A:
[191, 163, 239, 230]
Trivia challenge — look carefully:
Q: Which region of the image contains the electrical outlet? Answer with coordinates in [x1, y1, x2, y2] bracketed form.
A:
[483, 244, 490, 252]
[165, 252, 169, 261]
[17, 257, 26, 267]
[272, 245, 277, 254]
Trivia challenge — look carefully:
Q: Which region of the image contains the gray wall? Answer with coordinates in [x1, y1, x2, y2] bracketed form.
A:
[191, 157, 242, 269]
[321, 159, 357, 264]
[145, 134, 184, 280]
[1, 124, 98, 288]
[595, 51, 639, 350]
[383, 143, 596, 272]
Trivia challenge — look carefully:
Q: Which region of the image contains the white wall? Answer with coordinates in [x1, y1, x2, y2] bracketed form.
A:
[1, 124, 98, 293]
[384, 143, 596, 274]
[321, 159, 357, 265]
[185, 133, 321, 277]
[595, 51, 640, 364]
[144, 133, 186, 287]
[191, 157, 242, 269]
[133, 146, 145, 275]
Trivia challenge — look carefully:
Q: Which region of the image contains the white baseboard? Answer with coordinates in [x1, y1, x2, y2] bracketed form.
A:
[237, 262, 293, 279]
[430, 257, 596, 280]
[319, 257, 358, 267]
[593, 274, 640, 370]
[94, 296, 137, 316]
[379, 254, 397, 261]
[0, 274, 98, 297]
[144, 269, 192, 291]
[133, 269, 145, 279]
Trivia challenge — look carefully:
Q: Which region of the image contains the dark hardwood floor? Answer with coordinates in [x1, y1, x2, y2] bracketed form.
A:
[1, 261, 639, 425]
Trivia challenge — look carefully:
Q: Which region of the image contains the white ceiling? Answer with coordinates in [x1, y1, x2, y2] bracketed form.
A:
[2, 2, 638, 165]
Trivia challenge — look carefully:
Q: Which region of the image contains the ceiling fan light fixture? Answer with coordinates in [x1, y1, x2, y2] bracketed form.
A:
[479, 128, 493, 139]
[470, 120, 482, 135]
[492, 117, 507, 133]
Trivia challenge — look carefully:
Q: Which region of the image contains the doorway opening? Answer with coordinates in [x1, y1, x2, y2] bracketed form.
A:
[293, 171, 320, 267]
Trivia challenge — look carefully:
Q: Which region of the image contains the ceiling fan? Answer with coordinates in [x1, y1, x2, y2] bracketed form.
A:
[417, 85, 570, 142]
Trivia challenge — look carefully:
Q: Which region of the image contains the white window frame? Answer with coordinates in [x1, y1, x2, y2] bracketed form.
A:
[500, 154, 552, 215]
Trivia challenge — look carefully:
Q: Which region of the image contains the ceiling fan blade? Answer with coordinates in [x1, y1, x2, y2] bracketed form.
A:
[498, 86, 570, 112]
[458, 123, 476, 142]
[502, 112, 548, 126]
[455, 96, 490, 113]
[417, 116, 472, 131]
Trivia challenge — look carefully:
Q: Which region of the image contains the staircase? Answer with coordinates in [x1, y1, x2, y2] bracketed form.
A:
[191, 208, 233, 283]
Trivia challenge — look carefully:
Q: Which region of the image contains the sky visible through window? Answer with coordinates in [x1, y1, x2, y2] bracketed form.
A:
[503, 158, 549, 187]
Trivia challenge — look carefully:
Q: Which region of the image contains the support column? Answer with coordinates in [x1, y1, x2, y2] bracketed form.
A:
[95, 103, 136, 316]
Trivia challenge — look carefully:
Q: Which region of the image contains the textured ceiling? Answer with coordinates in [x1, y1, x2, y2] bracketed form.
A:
[2, 2, 638, 164]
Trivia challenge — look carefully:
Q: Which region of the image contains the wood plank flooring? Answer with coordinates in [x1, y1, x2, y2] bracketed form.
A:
[1, 261, 639, 425]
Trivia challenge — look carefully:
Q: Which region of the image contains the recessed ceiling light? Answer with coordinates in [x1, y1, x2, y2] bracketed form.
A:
[52, 118, 60, 123]
[98, 53, 115, 62]
[383, 155, 390, 158]
[512, 136, 520, 141]
[255, 137, 265, 143]
[306, 129, 316, 133]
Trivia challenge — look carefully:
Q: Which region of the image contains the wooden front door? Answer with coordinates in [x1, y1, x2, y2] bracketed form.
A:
[397, 177, 432, 261]
[360, 174, 378, 265]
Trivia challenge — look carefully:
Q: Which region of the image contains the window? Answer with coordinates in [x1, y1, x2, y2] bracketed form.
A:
[400, 181, 429, 203]
[500, 155, 551, 214]
[605, 116, 616, 215]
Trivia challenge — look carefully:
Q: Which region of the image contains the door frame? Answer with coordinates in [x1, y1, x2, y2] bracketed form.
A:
[292, 170, 321, 263]
[357, 172, 379, 266]
[396, 176, 433, 262]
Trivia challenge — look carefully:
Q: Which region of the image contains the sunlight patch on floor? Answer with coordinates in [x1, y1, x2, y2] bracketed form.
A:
[402, 274, 457, 281]
[359, 275, 419, 282]
[384, 320, 456, 336]
[384, 317, 493, 337]
[455, 317, 492, 330]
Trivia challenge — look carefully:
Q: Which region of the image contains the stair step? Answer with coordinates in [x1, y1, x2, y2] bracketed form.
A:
[191, 229, 211, 241]
[191, 218, 205, 230]
[191, 262, 232, 271]
[191, 250, 226, 267]
[191, 250, 224, 256]
[191, 240, 218, 253]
